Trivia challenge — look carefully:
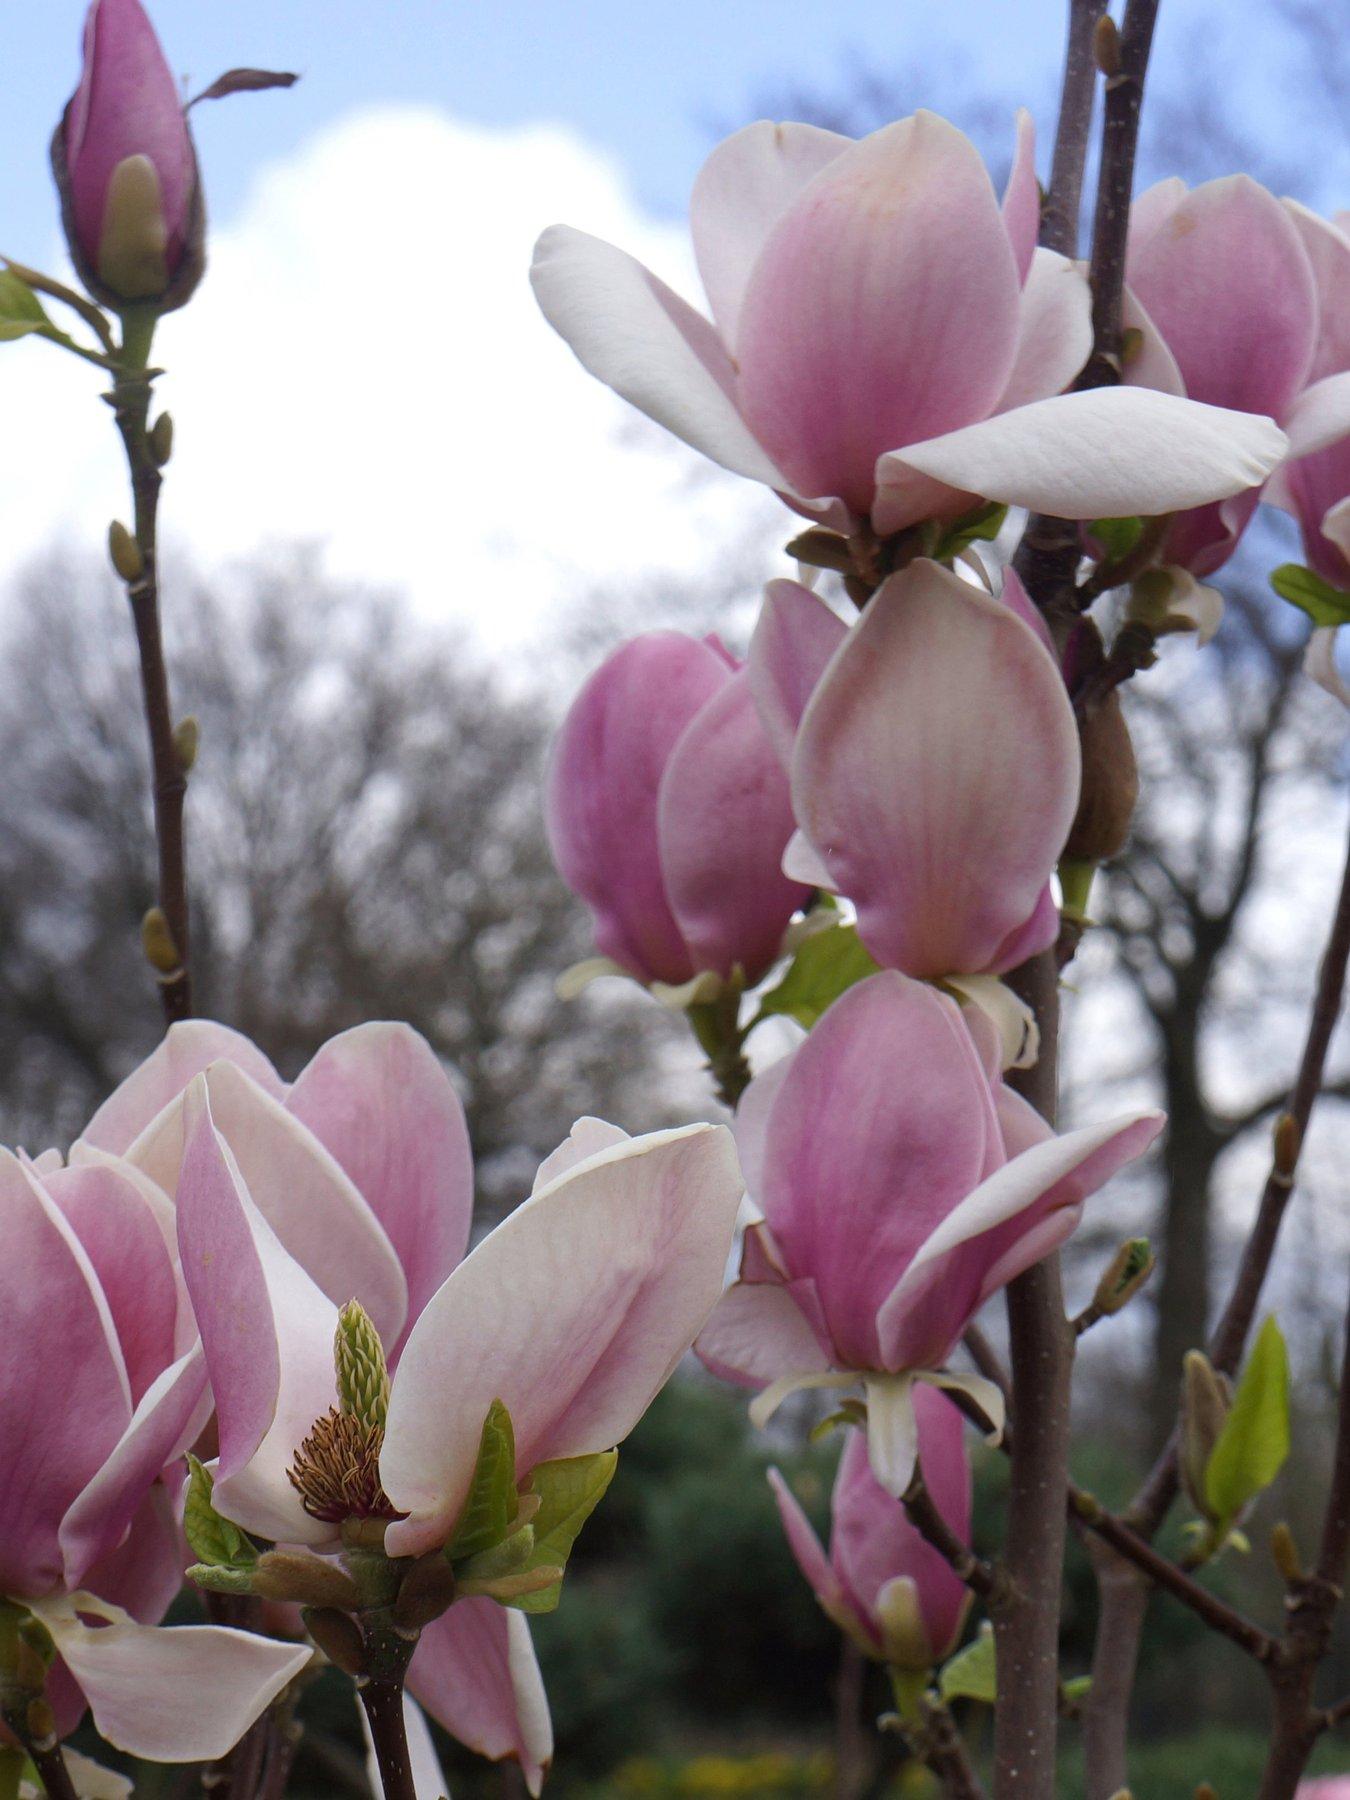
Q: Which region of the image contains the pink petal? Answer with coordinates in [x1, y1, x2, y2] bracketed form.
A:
[175, 1083, 340, 1545]
[690, 120, 852, 347]
[994, 248, 1092, 412]
[530, 224, 792, 489]
[747, 580, 848, 769]
[41, 1160, 179, 1404]
[547, 631, 733, 986]
[1283, 201, 1350, 383]
[889, 387, 1288, 519]
[792, 560, 1080, 979]
[752, 974, 1001, 1368]
[768, 1465, 876, 1651]
[1121, 285, 1186, 395]
[531, 1117, 630, 1193]
[1284, 371, 1350, 462]
[285, 1023, 473, 1352]
[36, 1600, 311, 1763]
[382, 1124, 742, 1556]
[408, 1600, 553, 1796]
[877, 1111, 1164, 1369]
[132, 1060, 408, 1349]
[77, 1021, 283, 1156]
[834, 1396, 970, 1660]
[658, 669, 810, 983]
[735, 112, 1023, 514]
[1279, 438, 1350, 587]
[1127, 175, 1316, 420]
[731, 1056, 795, 1203]
[1127, 177, 1187, 258]
[60, 1344, 209, 1590]
[695, 1278, 830, 1389]
[1000, 109, 1040, 284]
[0, 1153, 130, 1598]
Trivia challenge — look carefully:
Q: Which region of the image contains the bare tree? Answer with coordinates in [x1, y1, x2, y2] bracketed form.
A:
[0, 547, 688, 1209]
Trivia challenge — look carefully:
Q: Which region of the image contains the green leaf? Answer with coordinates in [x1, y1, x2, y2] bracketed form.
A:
[754, 924, 880, 1032]
[507, 1449, 618, 1614]
[1270, 563, 1350, 628]
[938, 1626, 996, 1704]
[1203, 1317, 1291, 1533]
[1088, 516, 1144, 563]
[183, 1454, 257, 1569]
[0, 1750, 27, 1800]
[446, 1399, 518, 1560]
[0, 271, 54, 343]
[932, 501, 1008, 560]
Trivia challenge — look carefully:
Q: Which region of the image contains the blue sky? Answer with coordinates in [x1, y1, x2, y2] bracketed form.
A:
[0, 0, 1323, 270]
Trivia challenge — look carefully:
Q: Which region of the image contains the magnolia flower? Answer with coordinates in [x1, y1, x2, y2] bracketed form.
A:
[697, 973, 1162, 1493]
[54, 0, 204, 309]
[749, 559, 1080, 984]
[770, 1397, 971, 1670]
[532, 111, 1285, 534]
[74, 1017, 476, 1360]
[1124, 176, 1350, 577]
[0, 1149, 307, 1761]
[547, 630, 809, 999]
[176, 1091, 743, 1790]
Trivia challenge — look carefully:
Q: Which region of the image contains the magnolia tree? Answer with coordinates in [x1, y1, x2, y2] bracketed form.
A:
[2, 1, 1350, 1798]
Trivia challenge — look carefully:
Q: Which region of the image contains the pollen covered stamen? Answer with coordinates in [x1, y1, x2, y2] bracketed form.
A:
[286, 1408, 404, 1524]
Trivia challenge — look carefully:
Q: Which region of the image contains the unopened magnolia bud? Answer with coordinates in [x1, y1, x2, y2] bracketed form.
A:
[301, 1606, 366, 1677]
[24, 1696, 57, 1749]
[1180, 1351, 1231, 1519]
[251, 1551, 362, 1611]
[174, 715, 199, 773]
[335, 1300, 390, 1431]
[1092, 1238, 1155, 1316]
[1273, 1112, 1300, 1181]
[1063, 691, 1139, 862]
[141, 905, 180, 975]
[393, 1554, 459, 1632]
[149, 411, 174, 465]
[108, 519, 143, 583]
[1094, 14, 1123, 75]
[1270, 1521, 1302, 1585]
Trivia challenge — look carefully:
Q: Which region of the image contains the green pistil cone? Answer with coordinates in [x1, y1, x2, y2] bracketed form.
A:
[335, 1299, 390, 1430]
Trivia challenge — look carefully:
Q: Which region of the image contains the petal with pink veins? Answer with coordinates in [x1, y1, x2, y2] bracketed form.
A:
[735, 112, 1022, 513]
[0, 1152, 130, 1598]
[792, 561, 1080, 979]
[530, 224, 793, 490]
[76, 1021, 283, 1156]
[174, 1083, 339, 1546]
[132, 1060, 407, 1349]
[285, 1023, 473, 1350]
[748, 580, 848, 769]
[382, 1124, 743, 1557]
[408, 1599, 553, 1796]
[531, 1117, 631, 1193]
[768, 1464, 878, 1653]
[690, 119, 851, 346]
[658, 669, 810, 983]
[695, 1278, 830, 1389]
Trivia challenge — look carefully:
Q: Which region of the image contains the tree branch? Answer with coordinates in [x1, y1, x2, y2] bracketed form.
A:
[903, 1478, 1001, 1601]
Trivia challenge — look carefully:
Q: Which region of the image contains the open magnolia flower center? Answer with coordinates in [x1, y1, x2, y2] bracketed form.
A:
[287, 1408, 405, 1524]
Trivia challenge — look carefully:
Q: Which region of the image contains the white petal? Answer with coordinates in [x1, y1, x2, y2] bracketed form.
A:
[887, 388, 1287, 519]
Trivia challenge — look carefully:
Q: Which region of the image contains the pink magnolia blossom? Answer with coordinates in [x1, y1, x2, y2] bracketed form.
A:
[1124, 176, 1350, 576]
[697, 973, 1162, 1493]
[74, 1017, 476, 1360]
[0, 1147, 307, 1762]
[56, 0, 203, 307]
[771, 1397, 971, 1670]
[547, 630, 810, 994]
[749, 560, 1080, 982]
[1297, 1781, 1350, 1797]
[532, 112, 1286, 534]
[175, 1086, 743, 1790]
[1267, 205, 1350, 592]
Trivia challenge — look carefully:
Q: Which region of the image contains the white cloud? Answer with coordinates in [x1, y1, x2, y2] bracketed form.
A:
[0, 105, 782, 656]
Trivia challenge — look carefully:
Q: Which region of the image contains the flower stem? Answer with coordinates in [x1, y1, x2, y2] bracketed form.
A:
[0, 1714, 77, 1800]
[109, 303, 194, 1024]
[360, 1679, 418, 1800]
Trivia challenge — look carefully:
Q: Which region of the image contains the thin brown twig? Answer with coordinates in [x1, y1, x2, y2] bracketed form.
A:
[903, 1478, 1001, 1602]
